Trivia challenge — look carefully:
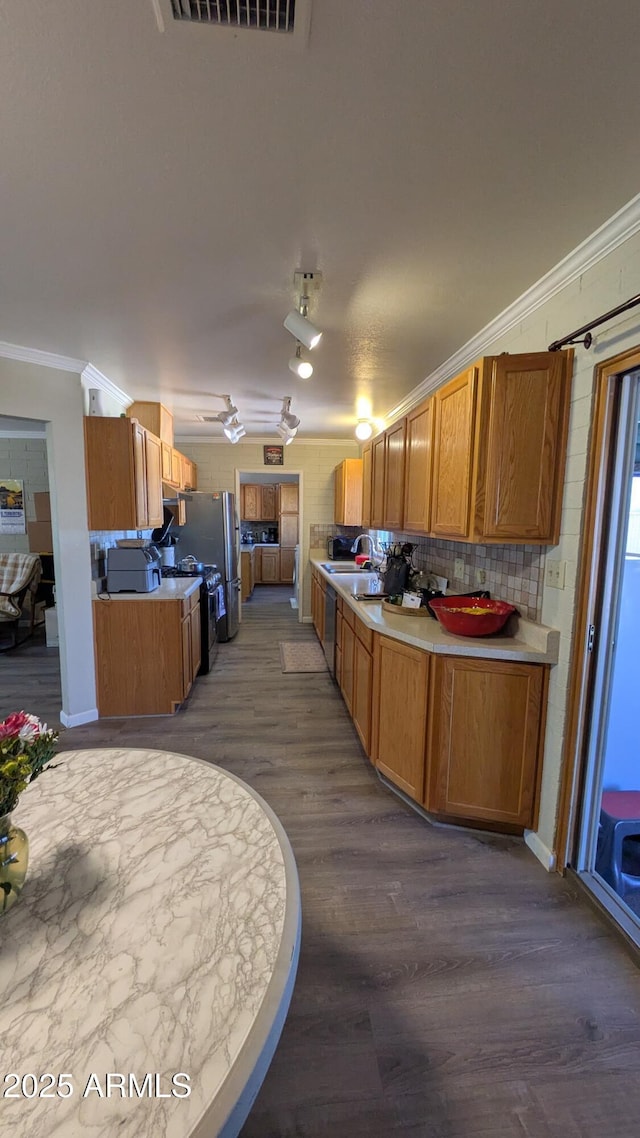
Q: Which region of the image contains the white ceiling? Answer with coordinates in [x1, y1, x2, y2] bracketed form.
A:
[1, 0, 639, 440]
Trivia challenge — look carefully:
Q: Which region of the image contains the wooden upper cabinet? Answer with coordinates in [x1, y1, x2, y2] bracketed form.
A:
[181, 455, 197, 491]
[241, 484, 260, 520]
[84, 417, 163, 530]
[425, 655, 546, 828]
[171, 448, 183, 489]
[161, 441, 174, 484]
[279, 483, 299, 513]
[361, 442, 372, 528]
[383, 419, 406, 530]
[334, 459, 363, 526]
[127, 401, 174, 446]
[280, 513, 298, 547]
[144, 431, 164, 528]
[404, 398, 433, 535]
[430, 366, 478, 539]
[473, 351, 571, 544]
[370, 433, 386, 530]
[261, 484, 277, 520]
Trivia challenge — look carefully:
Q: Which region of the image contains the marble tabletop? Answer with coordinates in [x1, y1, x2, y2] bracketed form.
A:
[0, 749, 301, 1138]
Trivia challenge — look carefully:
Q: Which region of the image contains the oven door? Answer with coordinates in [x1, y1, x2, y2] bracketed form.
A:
[198, 586, 218, 675]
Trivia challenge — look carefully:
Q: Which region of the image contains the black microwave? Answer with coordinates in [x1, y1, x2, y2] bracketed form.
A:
[327, 536, 355, 560]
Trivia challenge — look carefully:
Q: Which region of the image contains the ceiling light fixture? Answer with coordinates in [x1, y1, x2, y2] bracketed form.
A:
[277, 397, 299, 444]
[216, 396, 240, 429]
[283, 271, 323, 351]
[288, 343, 314, 380]
[355, 419, 374, 441]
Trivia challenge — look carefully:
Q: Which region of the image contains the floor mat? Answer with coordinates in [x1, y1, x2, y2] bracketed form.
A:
[279, 640, 327, 673]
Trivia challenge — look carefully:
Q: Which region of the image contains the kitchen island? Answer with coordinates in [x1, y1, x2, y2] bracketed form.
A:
[0, 748, 301, 1138]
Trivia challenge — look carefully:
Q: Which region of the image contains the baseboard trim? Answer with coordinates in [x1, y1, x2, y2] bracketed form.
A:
[524, 829, 557, 872]
[60, 707, 99, 728]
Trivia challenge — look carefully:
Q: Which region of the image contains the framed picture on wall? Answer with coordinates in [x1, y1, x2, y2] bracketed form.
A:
[0, 478, 26, 534]
[263, 445, 284, 466]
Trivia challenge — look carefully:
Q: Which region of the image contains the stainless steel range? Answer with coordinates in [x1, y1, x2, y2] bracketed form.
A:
[161, 564, 222, 674]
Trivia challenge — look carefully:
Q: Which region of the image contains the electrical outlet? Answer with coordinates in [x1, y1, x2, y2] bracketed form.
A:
[545, 559, 566, 589]
[475, 568, 486, 586]
[454, 557, 465, 580]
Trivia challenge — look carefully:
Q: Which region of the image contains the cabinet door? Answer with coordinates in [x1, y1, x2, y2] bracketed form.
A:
[335, 609, 343, 686]
[190, 603, 201, 679]
[475, 352, 570, 544]
[383, 419, 406, 530]
[404, 398, 433, 534]
[334, 463, 346, 524]
[161, 441, 174, 483]
[361, 442, 372, 528]
[242, 485, 260, 521]
[253, 546, 262, 582]
[370, 434, 386, 530]
[280, 547, 295, 583]
[279, 484, 299, 513]
[181, 455, 196, 491]
[341, 620, 355, 714]
[171, 448, 183, 489]
[426, 656, 546, 828]
[181, 615, 192, 700]
[132, 422, 149, 528]
[144, 431, 164, 528]
[353, 634, 373, 758]
[430, 367, 477, 539]
[241, 552, 252, 600]
[372, 635, 429, 800]
[335, 459, 363, 526]
[261, 549, 280, 582]
[260, 485, 277, 520]
[280, 514, 298, 546]
[84, 417, 137, 530]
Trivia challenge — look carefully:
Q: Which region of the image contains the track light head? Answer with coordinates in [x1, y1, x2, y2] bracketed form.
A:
[284, 309, 322, 351]
[288, 343, 313, 379]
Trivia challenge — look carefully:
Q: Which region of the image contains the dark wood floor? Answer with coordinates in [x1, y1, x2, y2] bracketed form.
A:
[3, 595, 640, 1136]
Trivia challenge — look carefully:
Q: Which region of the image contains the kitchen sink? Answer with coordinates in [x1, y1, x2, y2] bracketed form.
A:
[320, 562, 370, 574]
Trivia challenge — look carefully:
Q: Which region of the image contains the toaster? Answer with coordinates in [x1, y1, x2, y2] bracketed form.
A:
[327, 536, 355, 560]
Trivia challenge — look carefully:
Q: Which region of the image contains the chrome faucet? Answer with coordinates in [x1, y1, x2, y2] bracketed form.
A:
[350, 534, 383, 563]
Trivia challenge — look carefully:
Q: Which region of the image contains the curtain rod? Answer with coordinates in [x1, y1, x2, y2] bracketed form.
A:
[548, 292, 640, 351]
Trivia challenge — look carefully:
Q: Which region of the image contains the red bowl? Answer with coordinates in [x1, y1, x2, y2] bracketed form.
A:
[428, 596, 516, 637]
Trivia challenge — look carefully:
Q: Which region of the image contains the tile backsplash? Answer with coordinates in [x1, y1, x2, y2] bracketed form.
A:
[309, 523, 361, 549]
[372, 531, 545, 621]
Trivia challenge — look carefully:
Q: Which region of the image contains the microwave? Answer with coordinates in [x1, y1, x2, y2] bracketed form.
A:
[327, 536, 355, 560]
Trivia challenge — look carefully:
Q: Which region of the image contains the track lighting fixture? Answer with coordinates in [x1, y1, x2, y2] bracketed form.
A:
[216, 396, 240, 429]
[276, 397, 299, 444]
[277, 424, 295, 445]
[288, 343, 313, 380]
[283, 270, 323, 351]
[224, 419, 246, 444]
[355, 419, 374, 441]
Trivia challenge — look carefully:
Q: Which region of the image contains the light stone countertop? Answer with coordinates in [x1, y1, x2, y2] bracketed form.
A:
[310, 556, 559, 665]
[1, 748, 301, 1138]
[92, 577, 202, 602]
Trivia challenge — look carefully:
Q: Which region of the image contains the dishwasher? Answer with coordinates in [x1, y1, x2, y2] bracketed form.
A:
[323, 583, 337, 677]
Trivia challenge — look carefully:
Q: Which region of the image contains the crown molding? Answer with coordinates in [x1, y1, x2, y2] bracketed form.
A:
[81, 364, 133, 408]
[0, 339, 85, 372]
[174, 435, 360, 448]
[385, 191, 640, 425]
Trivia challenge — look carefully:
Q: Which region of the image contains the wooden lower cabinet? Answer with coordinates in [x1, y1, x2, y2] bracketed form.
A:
[371, 635, 430, 799]
[340, 617, 355, 715]
[260, 548, 280, 583]
[93, 593, 201, 716]
[241, 549, 255, 600]
[425, 655, 547, 828]
[280, 547, 295, 584]
[353, 625, 373, 757]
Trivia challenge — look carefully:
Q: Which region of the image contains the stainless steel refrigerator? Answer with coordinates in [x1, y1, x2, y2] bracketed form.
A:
[179, 491, 240, 641]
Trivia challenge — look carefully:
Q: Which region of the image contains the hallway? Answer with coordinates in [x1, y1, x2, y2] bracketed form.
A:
[4, 594, 640, 1135]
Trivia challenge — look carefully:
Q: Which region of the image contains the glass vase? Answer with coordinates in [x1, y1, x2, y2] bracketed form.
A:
[0, 813, 29, 915]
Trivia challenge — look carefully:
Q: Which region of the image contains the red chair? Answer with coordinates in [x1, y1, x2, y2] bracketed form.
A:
[596, 791, 640, 897]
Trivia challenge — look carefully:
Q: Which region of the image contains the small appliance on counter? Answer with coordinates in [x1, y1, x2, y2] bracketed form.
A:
[106, 546, 162, 593]
[327, 536, 355, 560]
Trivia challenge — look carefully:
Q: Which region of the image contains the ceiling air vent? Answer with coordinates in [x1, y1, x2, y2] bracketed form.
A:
[170, 0, 296, 34]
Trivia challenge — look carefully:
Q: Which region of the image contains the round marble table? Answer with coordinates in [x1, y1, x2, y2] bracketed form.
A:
[0, 749, 301, 1137]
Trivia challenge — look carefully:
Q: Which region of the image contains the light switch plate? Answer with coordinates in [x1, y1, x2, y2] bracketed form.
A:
[545, 559, 566, 589]
[454, 558, 465, 580]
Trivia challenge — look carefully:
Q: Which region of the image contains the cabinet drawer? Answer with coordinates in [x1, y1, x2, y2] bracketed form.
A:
[355, 616, 373, 653]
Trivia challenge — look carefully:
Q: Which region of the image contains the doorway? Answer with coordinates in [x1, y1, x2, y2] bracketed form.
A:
[562, 351, 640, 944]
[235, 471, 302, 616]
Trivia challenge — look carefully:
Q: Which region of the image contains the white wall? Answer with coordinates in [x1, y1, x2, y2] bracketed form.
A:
[0, 359, 97, 726]
[176, 438, 360, 617]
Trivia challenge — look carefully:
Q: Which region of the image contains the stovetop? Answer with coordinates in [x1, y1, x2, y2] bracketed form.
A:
[162, 565, 221, 588]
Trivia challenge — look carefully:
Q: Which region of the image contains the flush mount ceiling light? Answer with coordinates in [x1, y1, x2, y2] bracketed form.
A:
[283, 270, 323, 351]
[288, 343, 314, 380]
[355, 419, 374, 440]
